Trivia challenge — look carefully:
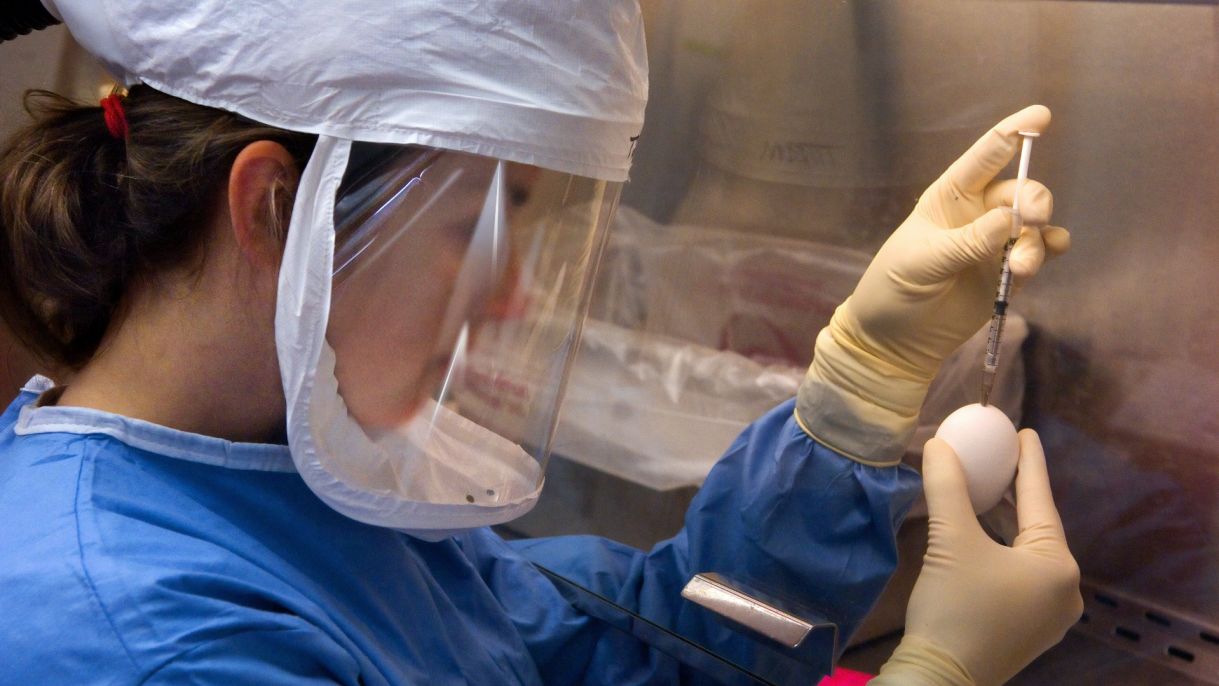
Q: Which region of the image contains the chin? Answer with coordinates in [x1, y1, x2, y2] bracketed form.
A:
[348, 392, 425, 430]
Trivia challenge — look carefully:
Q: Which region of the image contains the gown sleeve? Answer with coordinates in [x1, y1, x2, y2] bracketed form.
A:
[140, 626, 361, 686]
[469, 398, 922, 684]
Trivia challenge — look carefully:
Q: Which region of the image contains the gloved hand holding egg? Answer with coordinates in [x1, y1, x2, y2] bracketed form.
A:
[870, 431, 1084, 686]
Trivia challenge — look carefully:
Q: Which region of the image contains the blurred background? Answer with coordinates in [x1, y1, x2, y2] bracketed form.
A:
[3, 1, 1217, 682]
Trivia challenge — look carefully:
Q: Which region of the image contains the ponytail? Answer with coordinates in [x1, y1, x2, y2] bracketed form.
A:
[0, 85, 316, 369]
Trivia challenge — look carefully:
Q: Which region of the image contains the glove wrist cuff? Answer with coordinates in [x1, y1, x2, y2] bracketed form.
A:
[870, 635, 976, 686]
[796, 328, 930, 466]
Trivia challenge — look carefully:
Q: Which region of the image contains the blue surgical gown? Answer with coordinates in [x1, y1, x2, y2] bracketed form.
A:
[0, 378, 919, 684]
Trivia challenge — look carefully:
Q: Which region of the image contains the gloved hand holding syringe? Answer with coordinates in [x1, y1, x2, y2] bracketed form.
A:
[981, 130, 1039, 406]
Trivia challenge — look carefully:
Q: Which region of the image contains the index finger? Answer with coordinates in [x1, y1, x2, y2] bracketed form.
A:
[939, 105, 1052, 196]
[1013, 428, 1069, 545]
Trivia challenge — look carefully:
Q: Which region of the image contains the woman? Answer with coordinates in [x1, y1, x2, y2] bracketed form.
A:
[0, 1, 1080, 684]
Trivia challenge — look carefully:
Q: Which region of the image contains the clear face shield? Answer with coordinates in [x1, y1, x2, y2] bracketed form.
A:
[278, 138, 621, 538]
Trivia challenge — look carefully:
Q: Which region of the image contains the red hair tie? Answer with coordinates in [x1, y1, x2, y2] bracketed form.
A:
[100, 93, 129, 141]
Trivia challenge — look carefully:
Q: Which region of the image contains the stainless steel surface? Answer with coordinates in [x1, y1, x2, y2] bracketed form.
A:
[681, 573, 815, 649]
[1071, 580, 1219, 683]
[1011, 631, 1218, 685]
[1018, 0, 1219, 622]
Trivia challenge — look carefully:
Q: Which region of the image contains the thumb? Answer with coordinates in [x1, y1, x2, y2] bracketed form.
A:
[914, 207, 1014, 285]
[921, 438, 985, 534]
[937, 105, 1052, 195]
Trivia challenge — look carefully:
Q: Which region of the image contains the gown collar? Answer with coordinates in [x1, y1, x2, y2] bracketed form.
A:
[13, 375, 295, 473]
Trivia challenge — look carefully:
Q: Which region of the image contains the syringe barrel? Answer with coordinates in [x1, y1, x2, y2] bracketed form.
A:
[984, 313, 1005, 368]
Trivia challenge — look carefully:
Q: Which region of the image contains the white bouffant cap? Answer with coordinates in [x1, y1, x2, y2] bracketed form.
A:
[43, 0, 649, 181]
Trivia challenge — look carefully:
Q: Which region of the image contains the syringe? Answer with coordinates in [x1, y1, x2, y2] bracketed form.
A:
[981, 130, 1038, 406]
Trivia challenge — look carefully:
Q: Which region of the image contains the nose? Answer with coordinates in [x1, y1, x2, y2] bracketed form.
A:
[481, 261, 526, 321]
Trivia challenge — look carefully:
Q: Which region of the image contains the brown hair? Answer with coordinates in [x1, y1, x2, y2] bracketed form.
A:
[0, 85, 316, 370]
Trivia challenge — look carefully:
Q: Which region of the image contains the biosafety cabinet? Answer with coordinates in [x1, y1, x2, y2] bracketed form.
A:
[513, 1, 1219, 683]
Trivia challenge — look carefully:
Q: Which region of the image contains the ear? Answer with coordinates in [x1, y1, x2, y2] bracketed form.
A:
[227, 140, 299, 268]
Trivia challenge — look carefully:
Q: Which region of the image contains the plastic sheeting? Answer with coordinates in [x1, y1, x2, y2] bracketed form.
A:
[553, 207, 1026, 491]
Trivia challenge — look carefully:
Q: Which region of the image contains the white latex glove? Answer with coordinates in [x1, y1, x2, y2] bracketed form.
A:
[796, 105, 1070, 464]
[870, 430, 1084, 686]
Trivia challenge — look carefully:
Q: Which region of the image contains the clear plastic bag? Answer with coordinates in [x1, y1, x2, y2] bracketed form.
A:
[554, 207, 1026, 491]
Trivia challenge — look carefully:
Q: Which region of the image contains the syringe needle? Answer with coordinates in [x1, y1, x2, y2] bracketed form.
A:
[981, 367, 996, 407]
[980, 131, 1038, 406]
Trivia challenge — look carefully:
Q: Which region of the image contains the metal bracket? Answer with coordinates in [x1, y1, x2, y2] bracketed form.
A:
[682, 573, 819, 648]
[681, 572, 838, 679]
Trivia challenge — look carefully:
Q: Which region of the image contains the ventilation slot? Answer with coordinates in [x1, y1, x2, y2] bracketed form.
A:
[1073, 581, 1219, 684]
[1167, 646, 1196, 663]
[1145, 611, 1171, 627]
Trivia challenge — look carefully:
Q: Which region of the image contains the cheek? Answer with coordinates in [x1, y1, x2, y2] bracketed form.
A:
[327, 250, 464, 429]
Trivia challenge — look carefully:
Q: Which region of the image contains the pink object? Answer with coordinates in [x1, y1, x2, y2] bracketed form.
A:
[818, 667, 874, 685]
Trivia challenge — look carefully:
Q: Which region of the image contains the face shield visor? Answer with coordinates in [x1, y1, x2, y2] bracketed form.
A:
[277, 137, 621, 539]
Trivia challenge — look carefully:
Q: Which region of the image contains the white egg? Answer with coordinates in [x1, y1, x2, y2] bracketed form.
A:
[933, 403, 1019, 514]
